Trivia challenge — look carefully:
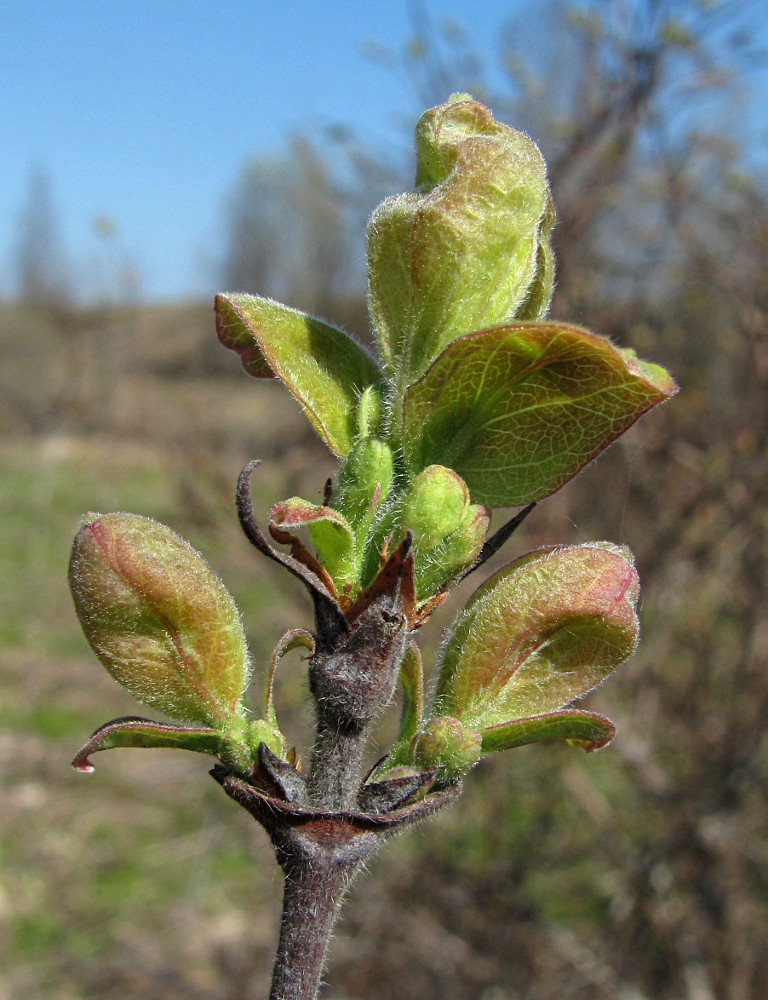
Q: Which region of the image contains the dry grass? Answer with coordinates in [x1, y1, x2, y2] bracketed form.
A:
[1, 300, 765, 999]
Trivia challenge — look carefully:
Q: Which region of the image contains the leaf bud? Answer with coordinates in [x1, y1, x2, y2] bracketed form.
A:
[402, 466, 490, 596]
[412, 716, 482, 779]
[69, 512, 250, 729]
[404, 465, 468, 547]
[368, 94, 554, 383]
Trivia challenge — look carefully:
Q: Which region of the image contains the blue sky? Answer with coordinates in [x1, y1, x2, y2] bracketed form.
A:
[2, 1, 766, 302]
[1, 1, 522, 301]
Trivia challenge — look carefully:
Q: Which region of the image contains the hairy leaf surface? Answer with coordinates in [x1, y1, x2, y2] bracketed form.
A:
[216, 293, 380, 457]
[402, 322, 678, 506]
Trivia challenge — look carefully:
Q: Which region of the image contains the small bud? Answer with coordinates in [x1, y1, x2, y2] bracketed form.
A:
[404, 465, 469, 548]
[412, 716, 482, 779]
[69, 513, 250, 729]
[402, 466, 490, 596]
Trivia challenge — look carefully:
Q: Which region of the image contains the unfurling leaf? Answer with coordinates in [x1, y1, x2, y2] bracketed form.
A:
[215, 292, 381, 457]
[402, 322, 678, 507]
[367, 94, 553, 384]
[269, 498, 357, 594]
[69, 513, 250, 729]
[434, 543, 640, 729]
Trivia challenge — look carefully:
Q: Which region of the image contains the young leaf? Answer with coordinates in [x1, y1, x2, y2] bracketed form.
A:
[72, 717, 224, 773]
[216, 293, 381, 457]
[269, 498, 357, 594]
[434, 543, 640, 729]
[402, 322, 678, 507]
[367, 94, 553, 384]
[69, 513, 250, 729]
[479, 710, 616, 756]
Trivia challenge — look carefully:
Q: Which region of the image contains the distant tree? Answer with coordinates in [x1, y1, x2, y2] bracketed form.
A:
[222, 138, 351, 319]
[14, 169, 72, 305]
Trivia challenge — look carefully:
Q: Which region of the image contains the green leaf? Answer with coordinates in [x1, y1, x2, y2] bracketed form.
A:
[367, 95, 553, 384]
[434, 543, 640, 729]
[215, 292, 381, 457]
[72, 717, 223, 773]
[480, 710, 616, 755]
[69, 513, 250, 729]
[402, 322, 678, 507]
[377, 643, 424, 772]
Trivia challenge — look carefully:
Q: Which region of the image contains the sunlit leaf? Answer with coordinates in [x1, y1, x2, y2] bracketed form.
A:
[69, 513, 250, 729]
[434, 543, 640, 728]
[367, 95, 553, 383]
[402, 322, 678, 506]
[215, 292, 381, 457]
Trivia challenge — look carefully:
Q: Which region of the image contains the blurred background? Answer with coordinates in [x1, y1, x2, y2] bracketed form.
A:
[1, 2, 767, 998]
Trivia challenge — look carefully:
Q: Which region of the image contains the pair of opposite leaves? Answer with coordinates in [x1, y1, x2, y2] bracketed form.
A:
[70, 514, 640, 778]
[215, 95, 674, 511]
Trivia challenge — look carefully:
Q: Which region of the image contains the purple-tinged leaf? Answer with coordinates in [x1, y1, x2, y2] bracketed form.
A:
[435, 543, 640, 729]
[402, 322, 678, 507]
[269, 498, 356, 594]
[69, 513, 250, 729]
[72, 717, 222, 773]
[216, 293, 381, 457]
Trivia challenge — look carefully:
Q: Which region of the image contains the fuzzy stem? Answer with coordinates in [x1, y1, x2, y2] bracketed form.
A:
[269, 848, 363, 1000]
[307, 718, 369, 811]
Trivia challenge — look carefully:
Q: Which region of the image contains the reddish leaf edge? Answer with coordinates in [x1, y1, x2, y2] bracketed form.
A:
[479, 709, 616, 755]
[72, 716, 222, 773]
